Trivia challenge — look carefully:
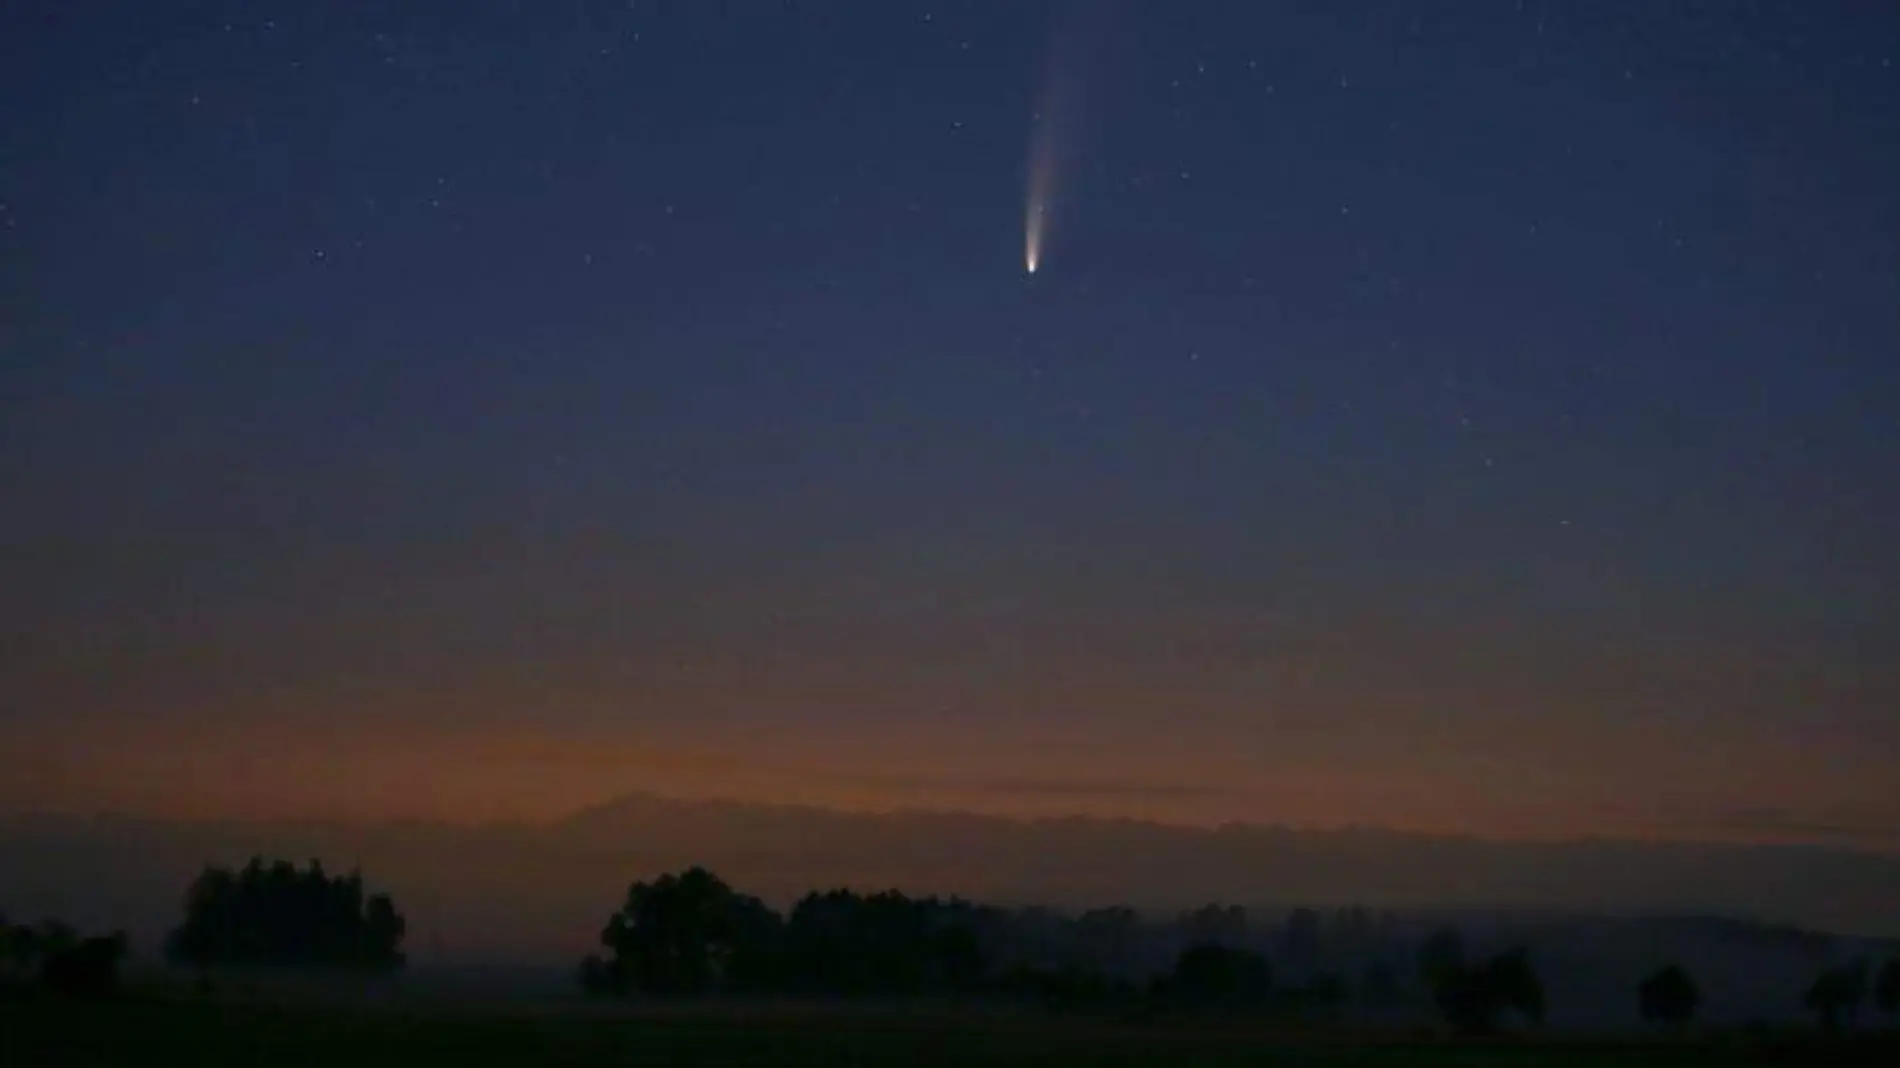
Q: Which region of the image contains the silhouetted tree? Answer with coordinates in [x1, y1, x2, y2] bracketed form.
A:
[363, 894, 404, 966]
[34, 919, 78, 957]
[1, 918, 128, 998]
[1416, 927, 1465, 991]
[2, 918, 65, 983]
[13, 920, 79, 980]
[1282, 907, 1323, 976]
[1805, 959, 1869, 1032]
[166, 857, 405, 972]
[1160, 941, 1273, 1010]
[40, 932, 128, 998]
[1431, 968, 1485, 1033]
[1486, 949, 1545, 1026]
[576, 953, 617, 996]
[1427, 946, 1544, 1035]
[1875, 956, 1900, 1019]
[1075, 906, 1142, 975]
[1330, 905, 1376, 949]
[933, 918, 988, 994]
[776, 889, 988, 998]
[784, 889, 894, 996]
[590, 866, 782, 998]
[1638, 963, 1699, 1029]
[1177, 903, 1249, 947]
[1, 917, 38, 979]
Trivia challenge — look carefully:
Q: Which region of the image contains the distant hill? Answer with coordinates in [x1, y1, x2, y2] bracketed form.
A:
[2, 792, 1896, 975]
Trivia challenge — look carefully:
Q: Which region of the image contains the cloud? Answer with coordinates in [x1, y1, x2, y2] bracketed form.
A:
[443, 732, 1242, 804]
[819, 770, 1237, 802]
[1708, 806, 1900, 848]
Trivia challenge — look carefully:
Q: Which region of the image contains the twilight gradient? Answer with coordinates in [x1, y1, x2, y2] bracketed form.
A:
[2, 1, 1897, 846]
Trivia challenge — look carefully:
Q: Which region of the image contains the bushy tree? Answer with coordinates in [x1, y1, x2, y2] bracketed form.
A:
[1638, 963, 1699, 1028]
[1159, 941, 1273, 1010]
[166, 857, 405, 972]
[576, 952, 616, 995]
[780, 889, 988, 997]
[1874, 956, 1899, 1019]
[2, 920, 77, 979]
[1, 917, 128, 998]
[1426, 944, 1544, 1035]
[1, 916, 41, 979]
[1804, 959, 1869, 1031]
[1281, 907, 1323, 975]
[40, 932, 129, 998]
[1416, 927, 1465, 991]
[1074, 906, 1142, 975]
[1869, 957, 1900, 1010]
[589, 866, 783, 997]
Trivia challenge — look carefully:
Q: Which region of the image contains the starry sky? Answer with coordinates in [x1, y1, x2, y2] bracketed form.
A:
[3, 1, 1897, 845]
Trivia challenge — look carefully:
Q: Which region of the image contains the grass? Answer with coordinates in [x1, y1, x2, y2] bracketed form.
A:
[3, 988, 1894, 1067]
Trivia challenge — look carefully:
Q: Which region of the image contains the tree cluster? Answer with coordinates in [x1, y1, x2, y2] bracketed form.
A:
[578, 867, 1410, 1022]
[576, 870, 1016, 1001]
[1637, 963, 1699, 1028]
[165, 857, 406, 973]
[1878, 956, 1900, 1019]
[25, 853, 1900, 1036]
[1804, 957, 1879, 1032]
[571, 869, 1900, 1036]
[1414, 928, 1544, 1035]
[1150, 941, 1274, 1010]
[0, 915, 128, 998]
[1635, 954, 1900, 1034]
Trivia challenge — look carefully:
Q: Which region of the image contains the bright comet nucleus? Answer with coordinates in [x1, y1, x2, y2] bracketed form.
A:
[1018, 182, 1048, 273]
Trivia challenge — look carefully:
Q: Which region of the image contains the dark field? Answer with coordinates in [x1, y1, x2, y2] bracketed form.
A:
[4, 993, 1896, 1068]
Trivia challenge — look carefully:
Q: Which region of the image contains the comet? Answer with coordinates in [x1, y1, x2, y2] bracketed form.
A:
[1022, 0, 1111, 278]
[1023, 108, 1056, 277]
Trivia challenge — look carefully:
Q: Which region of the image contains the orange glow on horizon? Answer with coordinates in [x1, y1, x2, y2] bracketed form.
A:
[5, 714, 1894, 854]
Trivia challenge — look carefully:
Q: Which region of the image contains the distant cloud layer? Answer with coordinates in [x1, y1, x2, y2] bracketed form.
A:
[1708, 806, 1900, 850]
[827, 770, 1239, 801]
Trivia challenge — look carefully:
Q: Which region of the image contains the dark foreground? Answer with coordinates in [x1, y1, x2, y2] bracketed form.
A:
[4, 993, 1896, 1067]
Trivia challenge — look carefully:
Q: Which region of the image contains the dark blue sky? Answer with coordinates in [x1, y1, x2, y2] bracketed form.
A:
[3, 2, 1897, 839]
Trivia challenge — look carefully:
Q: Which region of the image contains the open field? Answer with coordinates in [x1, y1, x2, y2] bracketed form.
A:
[4, 992, 1897, 1068]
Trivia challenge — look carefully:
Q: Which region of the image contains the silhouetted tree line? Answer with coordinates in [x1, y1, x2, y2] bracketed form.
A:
[165, 857, 405, 973]
[573, 867, 1508, 1030]
[0, 915, 128, 998]
[19, 856, 1900, 1037]
[1803, 957, 1897, 1033]
[565, 866, 1900, 1035]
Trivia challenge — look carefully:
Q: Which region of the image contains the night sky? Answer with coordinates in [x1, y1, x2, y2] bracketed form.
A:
[4, 2, 1897, 844]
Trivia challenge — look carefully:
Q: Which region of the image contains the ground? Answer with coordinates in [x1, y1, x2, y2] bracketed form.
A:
[2, 990, 1894, 1067]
